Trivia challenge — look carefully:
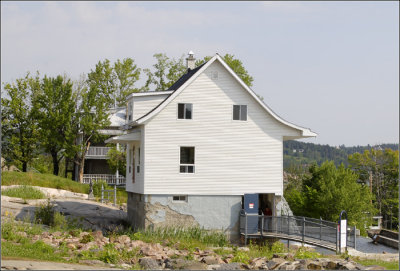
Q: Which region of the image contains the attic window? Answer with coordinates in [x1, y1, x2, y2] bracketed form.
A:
[233, 105, 247, 121]
[178, 103, 192, 119]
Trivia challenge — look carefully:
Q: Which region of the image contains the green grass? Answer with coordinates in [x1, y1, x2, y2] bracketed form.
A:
[127, 226, 230, 249]
[2, 171, 89, 194]
[353, 258, 399, 270]
[1, 185, 45, 200]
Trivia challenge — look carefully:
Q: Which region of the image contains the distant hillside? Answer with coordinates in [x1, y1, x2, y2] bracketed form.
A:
[283, 141, 398, 169]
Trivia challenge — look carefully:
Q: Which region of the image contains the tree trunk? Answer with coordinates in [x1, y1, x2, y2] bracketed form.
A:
[22, 162, 27, 172]
[51, 151, 59, 176]
[78, 142, 91, 183]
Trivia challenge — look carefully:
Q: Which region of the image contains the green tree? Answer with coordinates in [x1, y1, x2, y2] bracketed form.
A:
[32, 75, 76, 176]
[143, 53, 186, 91]
[348, 149, 399, 229]
[113, 58, 141, 106]
[1, 74, 40, 171]
[196, 54, 254, 87]
[285, 161, 375, 234]
[89, 58, 141, 108]
[107, 145, 126, 176]
[73, 68, 114, 182]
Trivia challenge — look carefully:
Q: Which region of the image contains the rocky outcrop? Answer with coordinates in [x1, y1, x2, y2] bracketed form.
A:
[14, 229, 387, 270]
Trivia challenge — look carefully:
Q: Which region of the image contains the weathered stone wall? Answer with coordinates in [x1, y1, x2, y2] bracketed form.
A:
[127, 193, 242, 239]
[127, 192, 146, 230]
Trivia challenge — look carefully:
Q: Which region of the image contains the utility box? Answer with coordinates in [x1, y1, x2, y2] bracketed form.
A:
[243, 194, 259, 234]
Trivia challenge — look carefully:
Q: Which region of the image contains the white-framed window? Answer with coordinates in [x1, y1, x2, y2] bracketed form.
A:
[178, 103, 193, 119]
[172, 195, 187, 202]
[137, 147, 141, 173]
[180, 146, 195, 173]
[127, 101, 133, 121]
[233, 105, 247, 121]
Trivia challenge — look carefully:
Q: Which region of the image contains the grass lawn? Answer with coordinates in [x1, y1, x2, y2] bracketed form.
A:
[1, 185, 45, 200]
[352, 258, 399, 271]
[1, 171, 127, 204]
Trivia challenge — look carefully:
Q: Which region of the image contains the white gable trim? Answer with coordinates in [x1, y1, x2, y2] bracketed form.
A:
[133, 54, 316, 138]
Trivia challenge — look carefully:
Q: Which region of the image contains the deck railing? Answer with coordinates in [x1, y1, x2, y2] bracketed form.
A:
[82, 174, 126, 186]
[239, 212, 356, 253]
[86, 147, 112, 157]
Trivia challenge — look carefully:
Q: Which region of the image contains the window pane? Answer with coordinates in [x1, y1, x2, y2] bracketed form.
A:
[180, 166, 186, 173]
[188, 166, 194, 173]
[180, 147, 195, 164]
[178, 103, 185, 119]
[240, 105, 247, 121]
[185, 104, 192, 119]
[173, 196, 180, 201]
[233, 105, 240, 120]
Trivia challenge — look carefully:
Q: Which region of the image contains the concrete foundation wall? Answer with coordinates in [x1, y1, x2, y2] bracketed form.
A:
[127, 192, 242, 238]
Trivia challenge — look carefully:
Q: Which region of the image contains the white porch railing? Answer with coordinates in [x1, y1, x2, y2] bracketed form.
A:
[86, 147, 112, 157]
[82, 174, 126, 186]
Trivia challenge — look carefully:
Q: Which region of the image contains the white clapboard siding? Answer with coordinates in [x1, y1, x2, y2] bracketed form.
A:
[129, 94, 170, 121]
[142, 61, 300, 196]
[125, 126, 145, 194]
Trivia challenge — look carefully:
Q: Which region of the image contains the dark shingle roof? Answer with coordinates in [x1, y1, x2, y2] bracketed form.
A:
[167, 63, 206, 91]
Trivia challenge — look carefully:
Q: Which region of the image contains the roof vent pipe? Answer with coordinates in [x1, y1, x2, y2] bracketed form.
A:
[186, 51, 196, 70]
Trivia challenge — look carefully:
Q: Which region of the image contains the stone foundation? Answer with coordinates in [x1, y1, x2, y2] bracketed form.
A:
[127, 193, 242, 240]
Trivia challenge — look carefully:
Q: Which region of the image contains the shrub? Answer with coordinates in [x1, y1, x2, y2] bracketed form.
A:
[1, 185, 45, 200]
[80, 234, 94, 244]
[34, 200, 55, 226]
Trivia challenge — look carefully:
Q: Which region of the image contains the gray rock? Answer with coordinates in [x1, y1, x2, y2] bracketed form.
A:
[202, 256, 220, 265]
[78, 259, 106, 266]
[363, 265, 385, 270]
[139, 257, 161, 270]
[216, 263, 242, 270]
[267, 258, 287, 270]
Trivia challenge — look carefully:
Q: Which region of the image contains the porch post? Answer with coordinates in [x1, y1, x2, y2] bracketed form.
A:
[116, 143, 120, 185]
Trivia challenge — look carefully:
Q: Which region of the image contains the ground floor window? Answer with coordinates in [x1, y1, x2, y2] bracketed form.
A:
[180, 147, 195, 173]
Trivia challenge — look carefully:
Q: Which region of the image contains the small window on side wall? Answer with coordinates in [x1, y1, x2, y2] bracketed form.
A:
[233, 105, 247, 121]
[178, 103, 192, 119]
[180, 147, 195, 173]
[173, 195, 187, 202]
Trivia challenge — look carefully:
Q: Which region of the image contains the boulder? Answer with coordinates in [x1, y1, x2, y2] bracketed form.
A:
[207, 264, 221, 270]
[117, 235, 131, 244]
[237, 247, 250, 252]
[139, 257, 161, 270]
[250, 257, 267, 269]
[216, 263, 242, 270]
[78, 259, 106, 266]
[266, 258, 286, 270]
[307, 261, 322, 270]
[131, 240, 146, 248]
[92, 230, 103, 241]
[202, 256, 220, 265]
[278, 262, 297, 270]
[66, 243, 76, 250]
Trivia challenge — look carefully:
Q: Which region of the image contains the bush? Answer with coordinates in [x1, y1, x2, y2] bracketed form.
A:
[34, 199, 68, 229]
[1, 185, 45, 200]
[80, 234, 94, 244]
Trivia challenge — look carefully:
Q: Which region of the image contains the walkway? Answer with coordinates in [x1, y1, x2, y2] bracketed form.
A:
[240, 214, 356, 252]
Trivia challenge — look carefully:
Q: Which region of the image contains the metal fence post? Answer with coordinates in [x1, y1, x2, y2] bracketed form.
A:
[101, 183, 104, 204]
[302, 217, 305, 244]
[320, 217, 322, 241]
[353, 225, 357, 250]
[261, 214, 264, 237]
[336, 224, 339, 254]
[114, 184, 117, 206]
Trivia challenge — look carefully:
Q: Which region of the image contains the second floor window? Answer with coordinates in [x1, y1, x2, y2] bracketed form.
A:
[178, 103, 192, 119]
[180, 147, 195, 173]
[128, 101, 133, 121]
[233, 105, 247, 121]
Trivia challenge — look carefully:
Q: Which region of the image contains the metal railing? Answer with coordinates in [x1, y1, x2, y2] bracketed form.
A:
[82, 174, 126, 186]
[86, 147, 112, 157]
[239, 212, 356, 253]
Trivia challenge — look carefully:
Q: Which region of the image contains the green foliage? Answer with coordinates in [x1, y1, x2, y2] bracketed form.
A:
[144, 53, 187, 91]
[348, 148, 399, 230]
[285, 161, 375, 233]
[294, 246, 321, 259]
[1, 171, 89, 194]
[80, 234, 95, 244]
[352, 258, 399, 271]
[129, 226, 229, 249]
[107, 145, 126, 175]
[114, 58, 141, 106]
[1, 185, 45, 200]
[34, 200, 56, 226]
[1, 240, 68, 262]
[32, 74, 76, 176]
[1, 73, 40, 172]
[196, 54, 254, 87]
[232, 250, 250, 264]
[99, 243, 119, 264]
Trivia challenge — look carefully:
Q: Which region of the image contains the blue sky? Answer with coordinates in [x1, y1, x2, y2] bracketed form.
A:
[1, 1, 398, 146]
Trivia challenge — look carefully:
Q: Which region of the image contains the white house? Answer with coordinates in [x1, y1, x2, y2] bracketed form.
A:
[107, 52, 316, 237]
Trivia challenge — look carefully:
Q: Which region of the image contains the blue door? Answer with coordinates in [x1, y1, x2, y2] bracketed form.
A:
[244, 194, 259, 233]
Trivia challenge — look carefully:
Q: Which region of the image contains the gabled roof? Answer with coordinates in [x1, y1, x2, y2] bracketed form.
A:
[168, 63, 206, 91]
[132, 54, 316, 138]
